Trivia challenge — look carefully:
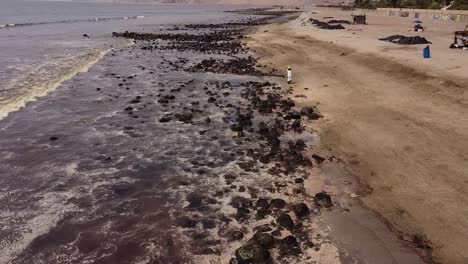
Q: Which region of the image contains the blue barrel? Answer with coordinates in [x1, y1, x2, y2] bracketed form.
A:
[423, 45, 430, 58]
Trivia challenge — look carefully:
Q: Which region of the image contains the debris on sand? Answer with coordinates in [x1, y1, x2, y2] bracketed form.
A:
[188, 57, 263, 76]
[312, 154, 326, 164]
[309, 18, 345, 30]
[314, 191, 333, 208]
[328, 19, 351, 24]
[113, 30, 244, 55]
[234, 242, 271, 263]
[379, 35, 432, 45]
[301, 106, 322, 120]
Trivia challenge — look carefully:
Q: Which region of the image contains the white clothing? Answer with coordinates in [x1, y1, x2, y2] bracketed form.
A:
[287, 69, 292, 82]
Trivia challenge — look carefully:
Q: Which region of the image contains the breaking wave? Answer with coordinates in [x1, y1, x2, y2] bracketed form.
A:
[0, 16, 144, 29]
[0, 48, 112, 121]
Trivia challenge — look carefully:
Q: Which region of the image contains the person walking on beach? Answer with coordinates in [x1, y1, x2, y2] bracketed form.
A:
[287, 66, 292, 84]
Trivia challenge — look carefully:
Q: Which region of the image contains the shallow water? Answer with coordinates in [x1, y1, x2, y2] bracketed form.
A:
[0, 21, 323, 262]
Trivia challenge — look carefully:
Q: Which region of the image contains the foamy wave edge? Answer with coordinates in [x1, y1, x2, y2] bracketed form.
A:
[0, 48, 112, 121]
[0, 16, 144, 29]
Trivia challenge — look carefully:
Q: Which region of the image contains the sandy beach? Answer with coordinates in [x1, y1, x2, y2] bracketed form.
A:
[247, 8, 468, 264]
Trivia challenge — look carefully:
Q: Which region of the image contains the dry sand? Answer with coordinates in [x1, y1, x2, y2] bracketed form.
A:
[247, 9, 468, 264]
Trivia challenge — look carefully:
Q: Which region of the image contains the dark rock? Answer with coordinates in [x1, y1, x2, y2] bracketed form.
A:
[159, 116, 172, 123]
[224, 174, 237, 181]
[256, 199, 269, 209]
[314, 191, 333, 208]
[49, 136, 58, 141]
[194, 248, 215, 255]
[284, 110, 301, 120]
[294, 178, 304, 184]
[208, 97, 216, 103]
[236, 207, 251, 222]
[235, 243, 270, 264]
[256, 208, 271, 219]
[236, 113, 253, 127]
[158, 98, 169, 104]
[230, 231, 244, 241]
[270, 198, 286, 209]
[291, 119, 301, 130]
[253, 232, 275, 249]
[230, 196, 252, 209]
[174, 216, 198, 228]
[277, 213, 294, 230]
[202, 219, 217, 229]
[312, 154, 326, 164]
[305, 241, 314, 248]
[129, 97, 141, 104]
[254, 225, 273, 233]
[278, 236, 301, 256]
[164, 94, 175, 100]
[230, 123, 243, 132]
[175, 112, 194, 123]
[271, 230, 282, 237]
[189, 56, 263, 76]
[293, 203, 310, 219]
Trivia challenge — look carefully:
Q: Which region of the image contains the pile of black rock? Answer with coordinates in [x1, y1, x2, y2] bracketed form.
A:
[188, 57, 264, 76]
[328, 19, 351, 24]
[379, 35, 432, 45]
[309, 18, 345, 30]
[113, 30, 244, 55]
[112, 14, 335, 263]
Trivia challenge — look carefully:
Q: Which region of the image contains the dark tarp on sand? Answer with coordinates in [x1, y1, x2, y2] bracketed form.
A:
[379, 35, 432, 45]
[309, 18, 345, 30]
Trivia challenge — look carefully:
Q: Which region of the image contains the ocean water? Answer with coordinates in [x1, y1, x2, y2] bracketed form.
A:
[0, 0, 246, 119]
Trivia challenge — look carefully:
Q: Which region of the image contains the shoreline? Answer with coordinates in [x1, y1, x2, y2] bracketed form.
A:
[0, 8, 449, 264]
[247, 10, 468, 264]
[1, 12, 349, 263]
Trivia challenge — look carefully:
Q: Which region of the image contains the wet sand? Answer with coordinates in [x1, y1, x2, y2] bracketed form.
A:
[247, 9, 468, 264]
[0, 9, 429, 264]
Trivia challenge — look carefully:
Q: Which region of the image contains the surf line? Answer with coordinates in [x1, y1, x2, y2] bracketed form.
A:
[0, 16, 145, 29]
[0, 48, 112, 121]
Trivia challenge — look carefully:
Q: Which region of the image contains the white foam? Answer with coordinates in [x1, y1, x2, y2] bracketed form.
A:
[0, 193, 77, 264]
[0, 48, 112, 121]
